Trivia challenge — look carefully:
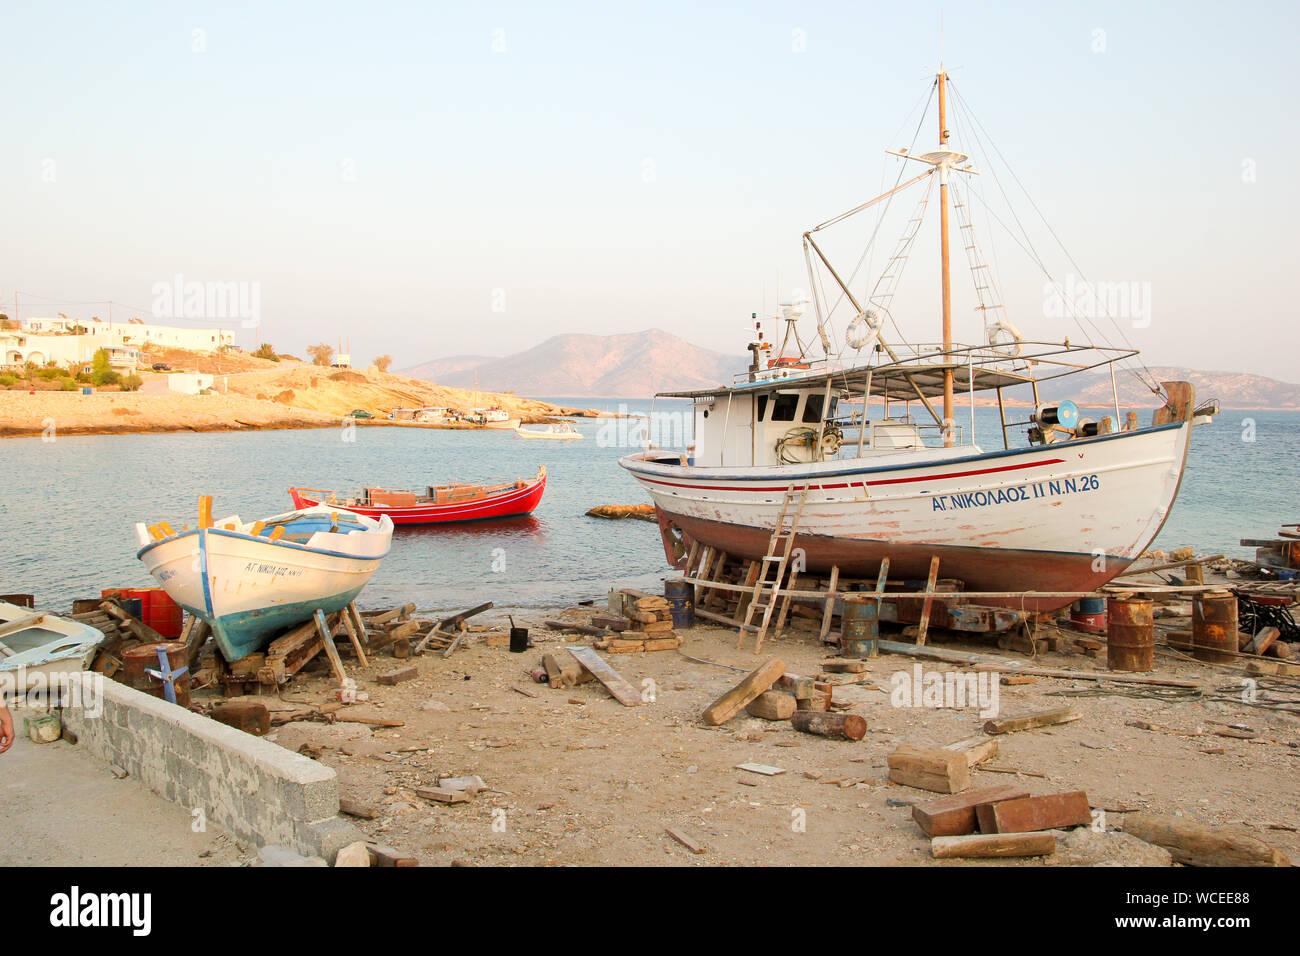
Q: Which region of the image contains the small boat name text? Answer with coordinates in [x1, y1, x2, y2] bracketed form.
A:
[930, 475, 1101, 512]
[242, 561, 304, 578]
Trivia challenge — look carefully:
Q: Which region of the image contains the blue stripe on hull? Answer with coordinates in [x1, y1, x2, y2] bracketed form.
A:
[194, 586, 367, 661]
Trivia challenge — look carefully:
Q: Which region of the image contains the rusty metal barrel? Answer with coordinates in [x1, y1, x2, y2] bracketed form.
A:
[1106, 597, 1154, 671]
[841, 596, 879, 659]
[121, 641, 191, 707]
[664, 578, 694, 629]
[1192, 590, 1238, 664]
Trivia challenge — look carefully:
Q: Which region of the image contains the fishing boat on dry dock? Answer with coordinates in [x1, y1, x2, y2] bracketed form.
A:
[136, 499, 393, 661]
[620, 68, 1218, 619]
[289, 465, 546, 525]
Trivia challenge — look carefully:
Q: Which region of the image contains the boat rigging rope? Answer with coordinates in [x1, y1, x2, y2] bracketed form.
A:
[806, 80, 937, 360]
[946, 79, 1163, 397]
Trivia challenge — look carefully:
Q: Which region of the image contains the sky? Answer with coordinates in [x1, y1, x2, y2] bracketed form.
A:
[2, 0, 1296, 380]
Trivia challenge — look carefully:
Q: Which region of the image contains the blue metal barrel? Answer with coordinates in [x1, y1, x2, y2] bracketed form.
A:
[841, 597, 879, 658]
[664, 578, 694, 629]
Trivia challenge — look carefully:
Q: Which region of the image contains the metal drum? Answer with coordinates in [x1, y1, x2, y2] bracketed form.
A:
[1106, 597, 1154, 672]
[664, 578, 694, 629]
[841, 597, 879, 659]
[121, 641, 191, 707]
[1192, 590, 1238, 664]
[1070, 595, 1107, 634]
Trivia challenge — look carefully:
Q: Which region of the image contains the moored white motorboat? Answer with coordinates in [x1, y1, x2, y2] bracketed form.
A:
[515, 423, 583, 440]
[136, 503, 393, 661]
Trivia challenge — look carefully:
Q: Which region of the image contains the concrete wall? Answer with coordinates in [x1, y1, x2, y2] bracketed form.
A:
[60, 673, 361, 860]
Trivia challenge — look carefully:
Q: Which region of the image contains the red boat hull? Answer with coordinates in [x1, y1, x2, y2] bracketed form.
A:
[289, 474, 545, 526]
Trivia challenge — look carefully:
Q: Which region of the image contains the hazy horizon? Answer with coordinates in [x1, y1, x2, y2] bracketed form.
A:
[3, 1, 1295, 380]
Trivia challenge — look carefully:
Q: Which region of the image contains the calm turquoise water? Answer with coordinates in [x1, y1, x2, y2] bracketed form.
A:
[0, 400, 1293, 612]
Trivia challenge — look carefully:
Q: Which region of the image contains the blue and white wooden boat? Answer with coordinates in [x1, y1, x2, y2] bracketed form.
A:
[136, 505, 394, 661]
[0, 601, 105, 688]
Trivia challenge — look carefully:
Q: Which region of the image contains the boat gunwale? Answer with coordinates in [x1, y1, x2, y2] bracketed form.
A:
[619, 420, 1185, 483]
[136, 522, 394, 563]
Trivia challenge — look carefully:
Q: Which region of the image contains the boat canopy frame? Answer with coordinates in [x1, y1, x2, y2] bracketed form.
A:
[656, 340, 1141, 458]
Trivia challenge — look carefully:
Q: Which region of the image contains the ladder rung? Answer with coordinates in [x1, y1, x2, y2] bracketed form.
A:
[762, 555, 783, 562]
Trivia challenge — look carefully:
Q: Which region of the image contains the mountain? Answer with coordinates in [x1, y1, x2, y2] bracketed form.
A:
[1069, 365, 1300, 410]
[400, 330, 749, 397]
[402, 332, 1300, 408]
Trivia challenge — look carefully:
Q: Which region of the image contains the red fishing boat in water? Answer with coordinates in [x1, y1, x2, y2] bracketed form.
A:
[289, 466, 546, 526]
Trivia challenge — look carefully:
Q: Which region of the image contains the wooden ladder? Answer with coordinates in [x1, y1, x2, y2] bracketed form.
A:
[739, 482, 810, 652]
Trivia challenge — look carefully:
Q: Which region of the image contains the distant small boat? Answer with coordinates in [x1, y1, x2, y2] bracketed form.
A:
[0, 601, 104, 686]
[289, 465, 546, 526]
[136, 503, 393, 661]
[472, 407, 522, 429]
[515, 423, 583, 441]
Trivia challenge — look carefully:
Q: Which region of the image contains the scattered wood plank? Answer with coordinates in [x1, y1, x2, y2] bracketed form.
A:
[887, 744, 971, 794]
[701, 657, 786, 725]
[544, 619, 615, 637]
[365, 603, 416, 626]
[665, 826, 706, 855]
[791, 711, 867, 741]
[416, 786, 471, 804]
[911, 785, 1031, 837]
[565, 646, 643, 706]
[821, 660, 869, 673]
[745, 691, 797, 721]
[364, 842, 418, 866]
[931, 832, 1056, 860]
[1123, 814, 1291, 867]
[976, 790, 1092, 833]
[377, 666, 418, 686]
[736, 762, 786, 776]
[941, 736, 999, 768]
[209, 700, 270, 736]
[983, 706, 1082, 736]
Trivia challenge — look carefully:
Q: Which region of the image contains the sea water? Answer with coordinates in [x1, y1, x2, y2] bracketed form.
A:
[0, 399, 1294, 612]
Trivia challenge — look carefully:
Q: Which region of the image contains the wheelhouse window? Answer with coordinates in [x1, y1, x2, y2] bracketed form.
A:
[771, 393, 800, 422]
[756, 395, 768, 421]
[802, 394, 826, 423]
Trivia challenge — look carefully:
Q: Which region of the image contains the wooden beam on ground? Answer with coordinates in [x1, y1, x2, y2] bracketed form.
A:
[931, 832, 1056, 860]
[886, 743, 971, 794]
[1122, 814, 1291, 867]
[701, 657, 786, 726]
[976, 790, 1092, 833]
[912, 785, 1031, 837]
[983, 706, 1082, 736]
[565, 646, 643, 707]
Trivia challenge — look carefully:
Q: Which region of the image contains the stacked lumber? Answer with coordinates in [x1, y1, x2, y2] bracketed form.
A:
[908, 783, 1093, 859]
[596, 592, 681, 653]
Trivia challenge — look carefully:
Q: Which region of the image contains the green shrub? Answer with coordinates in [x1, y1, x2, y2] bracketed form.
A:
[0, 374, 16, 387]
[121, 373, 143, 392]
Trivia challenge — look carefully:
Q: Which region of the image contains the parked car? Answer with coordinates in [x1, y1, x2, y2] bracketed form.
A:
[348, 409, 374, 419]
[151, 363, 170, 371]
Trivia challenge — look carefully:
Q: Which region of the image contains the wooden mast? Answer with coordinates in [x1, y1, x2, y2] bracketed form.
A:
[938, 68, 955, 446]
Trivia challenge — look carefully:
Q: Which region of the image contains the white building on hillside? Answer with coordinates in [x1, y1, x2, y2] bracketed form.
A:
[2, 317, 234, 371]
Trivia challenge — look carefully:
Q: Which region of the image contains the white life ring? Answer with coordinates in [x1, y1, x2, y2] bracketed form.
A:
[845, 309, 883, 351]
[987, 320, 1023, 357]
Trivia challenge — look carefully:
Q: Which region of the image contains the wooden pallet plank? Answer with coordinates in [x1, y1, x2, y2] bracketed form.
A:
[565, 646, 643, 707]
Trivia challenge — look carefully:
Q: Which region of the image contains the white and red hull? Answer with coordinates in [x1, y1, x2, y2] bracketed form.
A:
[620, 422, 1192, 611]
